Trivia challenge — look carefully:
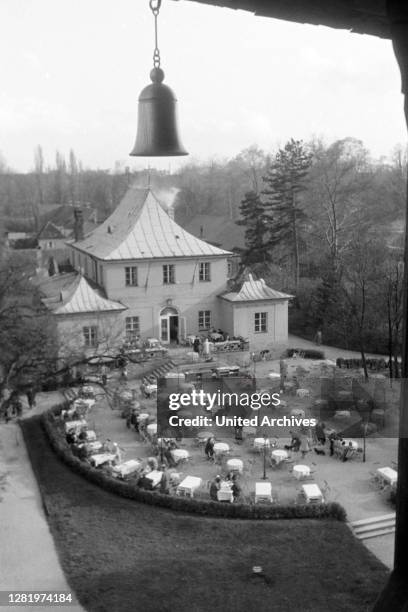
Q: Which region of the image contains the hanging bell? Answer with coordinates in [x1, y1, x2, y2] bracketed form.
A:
[130, 67, 188, 157]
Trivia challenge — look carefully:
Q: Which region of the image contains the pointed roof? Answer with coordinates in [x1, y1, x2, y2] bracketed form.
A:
[37, 221, 65, 240]
[41, 274, 127, 315]
[220, 274, 293, 302]
[71, 187, 232, 261]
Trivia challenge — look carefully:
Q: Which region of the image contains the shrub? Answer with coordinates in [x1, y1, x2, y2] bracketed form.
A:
[41, 405, 347, 522]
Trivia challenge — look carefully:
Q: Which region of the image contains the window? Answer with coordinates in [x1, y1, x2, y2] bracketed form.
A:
[198, 310, 211, 330]
[199, 262, 211, 282]
[125, 266, 138, 286]
[254, 312, 267, 333]
[163, 264, 175, 284]
[48, 241, 53, 248]
[227, 260, 232, 278]
[125, 316, 140, 338]
[83, 326, 97, 347]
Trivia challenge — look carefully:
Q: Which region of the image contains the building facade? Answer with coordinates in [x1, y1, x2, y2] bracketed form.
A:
[38, 187, 291, 355]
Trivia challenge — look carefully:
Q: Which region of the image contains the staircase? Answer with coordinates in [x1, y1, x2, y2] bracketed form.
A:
[350, 513, 396, 540]
[144, 359, 177, 382]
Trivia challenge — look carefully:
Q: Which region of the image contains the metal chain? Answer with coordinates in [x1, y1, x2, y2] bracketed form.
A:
[149, 0, 162, 68]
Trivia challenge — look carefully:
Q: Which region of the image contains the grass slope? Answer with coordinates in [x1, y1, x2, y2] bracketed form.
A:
[21, 417, 389, 612]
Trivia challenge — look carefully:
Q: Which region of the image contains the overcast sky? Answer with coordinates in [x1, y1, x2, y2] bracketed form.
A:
[0, 0, 406, 172]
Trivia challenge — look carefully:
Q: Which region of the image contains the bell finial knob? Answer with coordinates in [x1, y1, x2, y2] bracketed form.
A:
[150, 67, 165, 83]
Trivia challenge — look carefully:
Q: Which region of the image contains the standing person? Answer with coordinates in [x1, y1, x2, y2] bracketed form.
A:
[314, 329, 322, 346]
[26, 386, 36, 409]
[315, 421, 326, 445]
[209, 476, 221, 501]
[193, 337, 200, 354]
[204, 436, 215, 460]
[202, 337, 211, 358]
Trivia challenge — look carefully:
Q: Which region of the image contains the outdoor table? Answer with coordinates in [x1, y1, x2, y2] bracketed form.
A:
[79, 441, 103, 455]
[81, 385, 95, 397]
[334, 410, 351, 420]
[84, 430, 97, 441]
[217, 482, 233, 502]
[377, 467, 398, 487]
[254, 438, 270, 450]
[290, 408, 305, 418]
[342, 439, 358, 450]
[226, 458, 244, 473]
[137, 413, 149, 422]
[296, 388, 310, 398]
[255, 482, 272, 503]
[90, 453, 116, 468]
[293, 465, 310, 480]
[112, 459, 141, 478]
[197, 431, 213, 440]
[147, 423, 158, 436]
[302, 483, 324, 503]
[170, 449, 189, 464]
[145, 470, 162, 488]
[214, 442, 230, 455]
[271, 449, 288, 464]
[65, 419, 87, 433]
[177, 476, 202, 497]
[73, 398, 95, 410]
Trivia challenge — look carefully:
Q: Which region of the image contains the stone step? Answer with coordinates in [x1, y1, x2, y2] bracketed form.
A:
[353, 519, 395, 535]
[351, 513, 395, 528]
[350, 513, 395, 540]
[355, 526, 395, 540]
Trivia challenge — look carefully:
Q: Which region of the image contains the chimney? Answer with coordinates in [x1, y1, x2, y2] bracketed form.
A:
[199, 226, 204, 239]
[73, 208, 84, 242]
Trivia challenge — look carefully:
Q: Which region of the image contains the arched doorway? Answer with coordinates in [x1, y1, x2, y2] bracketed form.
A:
[159, 306, 179, 344]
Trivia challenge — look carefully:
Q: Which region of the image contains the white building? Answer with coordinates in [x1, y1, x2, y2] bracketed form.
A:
[38, 186, 292, 354]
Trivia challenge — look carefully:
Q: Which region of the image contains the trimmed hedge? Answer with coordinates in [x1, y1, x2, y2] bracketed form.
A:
[41, 405, 347, 522]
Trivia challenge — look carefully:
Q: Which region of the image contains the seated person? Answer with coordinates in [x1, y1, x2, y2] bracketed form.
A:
[341, 442, 355, 462]
[66, 431, 77, 444]
[231, 475, 241, 502]
[209, 476, 221, 501]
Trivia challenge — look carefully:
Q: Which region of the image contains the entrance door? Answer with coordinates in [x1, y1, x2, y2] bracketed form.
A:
[169, 315, 179, 344]
[159, 306, 179, 344]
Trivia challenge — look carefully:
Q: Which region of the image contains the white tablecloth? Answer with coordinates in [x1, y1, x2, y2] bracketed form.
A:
[85, 430, 97, 441]
[73, 398, 95, 410]
[217, 483, 233, 502]
[214, 442, 230, 454]
[293, 465, 310, 480]
[90, 453, 116, 467]
[147, 423, 158, 435]
[145, 470, 162, 487]
[113, 460, 141, 477]
[342, 439, 358, 450]
[255, 482, 272, 503]
[302, 483, 324, 503]
[226, 458, 243, 473]
[177, 476, 202, 497]
[254, 438, 270, 450]
[79, 441, 102, 454]
[296, 389, 310, 398]
[170, 449, 189, 463]
[377, 467, 398, 486]
[65, 419, 87, 433]
[271, 449, 288, 464]
[137, 413, 149, 422]
[290, 408, 305, 418]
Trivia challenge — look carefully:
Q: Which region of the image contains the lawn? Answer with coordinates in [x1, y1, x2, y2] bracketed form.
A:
[21, 416, 389, 612]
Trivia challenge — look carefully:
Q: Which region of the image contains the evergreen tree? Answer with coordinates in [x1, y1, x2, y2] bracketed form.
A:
[262, 139, 312, 290]
[236, 190, 270, 265]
